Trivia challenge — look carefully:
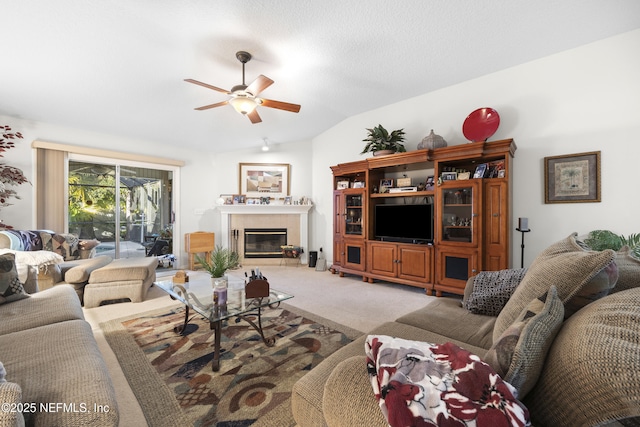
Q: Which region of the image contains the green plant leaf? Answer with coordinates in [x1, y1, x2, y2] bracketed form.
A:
[195, 244, 239, 277]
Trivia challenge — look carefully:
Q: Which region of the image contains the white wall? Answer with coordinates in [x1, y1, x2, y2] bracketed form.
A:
[187, 139, 313, 249]
[311, 29, 640, 267]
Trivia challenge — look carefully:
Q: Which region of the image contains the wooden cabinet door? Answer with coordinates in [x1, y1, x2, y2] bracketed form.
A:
[368, 241, 397, 278]
[333, 190, 344, 237]
[332, 238, 343, 270]
[398, 245, 432, 283]
[484, 180, 509, 271]
[436, 180, 482, 248]
[434, 246, 479, 296]
[342, 238, 366, 272]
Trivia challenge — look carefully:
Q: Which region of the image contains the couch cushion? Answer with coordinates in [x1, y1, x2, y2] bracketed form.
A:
[0, 285, 84, 335]
[0, 253, 29, 305]
[484, 286, 564, 398]
[463, 268, 528, 316]
[0, 319, 119, 427]
[611, 246, 640, 293]
[291, 321, 488, 427]
[525, 288, 640, 427]
[396, 297, 496, 349]
[563, 258, 618, 317]
[89, 257, 156, 283]
[365, 335, 529, 427]
[0, 375, 25, 427]
[493, 233, 616, 341]
[63, 255, 112, 284]
[323, 356, 387, 427]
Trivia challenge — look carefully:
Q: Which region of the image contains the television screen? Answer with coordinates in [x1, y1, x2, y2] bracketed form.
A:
[374, 204, 433, 243]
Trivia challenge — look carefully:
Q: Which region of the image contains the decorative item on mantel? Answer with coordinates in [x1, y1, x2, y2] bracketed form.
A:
[360, 124, 407, 156]
[462, 107, 500, 142]
[417, 129, 447, 150]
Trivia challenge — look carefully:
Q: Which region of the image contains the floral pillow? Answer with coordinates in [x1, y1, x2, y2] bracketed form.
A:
[365, 335, 530, 427]
[0, 253, 29, 305]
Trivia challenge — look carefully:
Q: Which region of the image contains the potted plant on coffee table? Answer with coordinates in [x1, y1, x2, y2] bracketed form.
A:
[196, 245, 240, 305]
[360, 124, 407, 156]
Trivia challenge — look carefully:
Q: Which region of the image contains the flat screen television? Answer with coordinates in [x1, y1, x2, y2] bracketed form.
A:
[374, 204, 434, 244]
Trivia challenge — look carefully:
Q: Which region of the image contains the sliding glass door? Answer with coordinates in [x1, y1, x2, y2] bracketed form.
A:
[68, 157, 174, 260]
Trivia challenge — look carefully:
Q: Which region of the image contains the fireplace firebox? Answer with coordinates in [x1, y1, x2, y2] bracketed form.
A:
[244, 228, 287, 258]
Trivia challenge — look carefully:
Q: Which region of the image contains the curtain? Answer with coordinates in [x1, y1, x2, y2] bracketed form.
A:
[35, 148, 66, 232]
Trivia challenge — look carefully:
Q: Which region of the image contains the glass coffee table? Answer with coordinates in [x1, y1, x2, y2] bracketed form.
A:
[154, 275, 293, 371]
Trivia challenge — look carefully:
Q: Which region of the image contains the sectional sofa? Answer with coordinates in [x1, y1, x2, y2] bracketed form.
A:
[292, 234, 640, 427]
[0, 258, 119, 426]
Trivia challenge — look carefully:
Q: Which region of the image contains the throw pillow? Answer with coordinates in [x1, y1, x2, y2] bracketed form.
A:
[563, 259, 618, 318]
[484, 286, 564, 398]
[463, 268, 528, 316]
[365, 335, 530, 427]
[611, 246, 640, 293]
[493, 233, 615, 341]
[0, 253, 29, 304]
[79, 238, 100, 251]
[0, 361, 6, 382]
[526, 287, 640, 427]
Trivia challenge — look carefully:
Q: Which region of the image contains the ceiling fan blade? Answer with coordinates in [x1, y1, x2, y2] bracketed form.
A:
[246, 75, 274, 96]
[247, 109, 262, 124]
[195, 100, 229, 110]
[184, 79, 230, 94]
[260, 98, 301, 113]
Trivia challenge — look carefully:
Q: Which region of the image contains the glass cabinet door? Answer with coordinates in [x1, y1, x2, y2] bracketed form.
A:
[344, 193, 363, 236]
[439, 183, 478, 244]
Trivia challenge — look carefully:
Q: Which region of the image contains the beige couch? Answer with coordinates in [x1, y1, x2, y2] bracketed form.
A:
[38, 255, 113, 302]
[292, 234, 640, 427]
[0, 265, 119, 427]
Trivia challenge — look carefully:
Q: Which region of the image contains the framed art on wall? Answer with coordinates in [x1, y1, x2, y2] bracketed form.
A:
[239, 163, 290, 199]
[544, 151, 601, 203]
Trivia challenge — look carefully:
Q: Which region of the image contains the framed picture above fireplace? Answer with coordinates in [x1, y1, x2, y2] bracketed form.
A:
[239, 163, 290, 199]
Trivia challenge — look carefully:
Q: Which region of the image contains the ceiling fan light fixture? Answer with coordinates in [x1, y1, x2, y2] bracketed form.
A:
[229, 94, 258, 115]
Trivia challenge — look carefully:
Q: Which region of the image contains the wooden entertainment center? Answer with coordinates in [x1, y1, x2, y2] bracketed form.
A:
[330, 139, 516, 296]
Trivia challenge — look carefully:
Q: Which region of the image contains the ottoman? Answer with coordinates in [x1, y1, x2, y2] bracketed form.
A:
[83, 257, 157, 308]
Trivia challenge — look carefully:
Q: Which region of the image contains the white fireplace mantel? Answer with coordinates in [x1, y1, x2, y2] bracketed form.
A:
[217, 204, 313, 262]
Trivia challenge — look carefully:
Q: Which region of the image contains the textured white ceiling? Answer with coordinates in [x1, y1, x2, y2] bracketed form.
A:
[1, 0, 639, 152]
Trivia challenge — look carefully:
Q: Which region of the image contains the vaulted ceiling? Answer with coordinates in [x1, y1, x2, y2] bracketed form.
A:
[2, 1, 639, 152]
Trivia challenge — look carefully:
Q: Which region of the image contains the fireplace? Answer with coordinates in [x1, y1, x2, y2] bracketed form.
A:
[218, 204, 312, 264]
[244, 228, 287, 258]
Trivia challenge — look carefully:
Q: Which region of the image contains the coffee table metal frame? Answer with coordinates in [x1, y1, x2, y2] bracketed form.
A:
[154, 279, 293, 371]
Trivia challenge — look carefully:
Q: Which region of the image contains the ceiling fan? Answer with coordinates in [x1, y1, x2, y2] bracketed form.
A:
[185, 51, 301, 124]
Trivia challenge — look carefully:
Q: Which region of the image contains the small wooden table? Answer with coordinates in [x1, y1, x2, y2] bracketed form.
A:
[154, 274, 293, 371]
[184, 232, 215, 270]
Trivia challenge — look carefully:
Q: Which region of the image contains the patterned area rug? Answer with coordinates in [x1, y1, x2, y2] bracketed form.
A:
[101, 303, 361, 427]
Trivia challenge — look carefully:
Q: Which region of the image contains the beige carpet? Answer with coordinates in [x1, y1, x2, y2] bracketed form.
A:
[83, 265, 438, 426]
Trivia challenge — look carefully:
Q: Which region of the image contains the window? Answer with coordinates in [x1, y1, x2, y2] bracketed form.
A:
[33, 141, 182, 260]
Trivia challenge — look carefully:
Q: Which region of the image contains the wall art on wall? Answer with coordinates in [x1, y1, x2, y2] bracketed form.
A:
[239, 163, 290, 199]
[544, 151, 601, 203]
